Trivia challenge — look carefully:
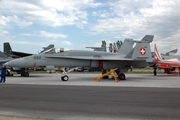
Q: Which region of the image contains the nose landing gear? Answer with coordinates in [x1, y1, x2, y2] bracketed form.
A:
[61, 75, 69, 81]
[58, 67, 78, 81]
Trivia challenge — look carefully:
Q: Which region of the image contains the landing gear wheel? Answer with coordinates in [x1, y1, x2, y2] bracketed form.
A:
[61, 75, 69, 81]
[118, 73, 125, 80]
[24, 72, 29, 77]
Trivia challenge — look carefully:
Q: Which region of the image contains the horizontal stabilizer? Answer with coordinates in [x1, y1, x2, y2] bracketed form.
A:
[137, 56, 148, 59]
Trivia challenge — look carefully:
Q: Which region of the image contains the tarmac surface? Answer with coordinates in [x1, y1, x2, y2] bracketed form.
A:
[0, 73, 180, 120]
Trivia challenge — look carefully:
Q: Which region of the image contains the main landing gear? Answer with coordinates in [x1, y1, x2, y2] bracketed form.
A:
[20, 69, 29, 77]
[118, 73, 126, 80]
[102, 69, 126, 80]
[115, 69, 126, 80]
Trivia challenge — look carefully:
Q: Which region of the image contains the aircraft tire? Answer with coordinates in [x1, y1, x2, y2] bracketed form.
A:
[24, 72, 29, 77]
[61, 75, 69, 81]
[118, 73, 125, 80]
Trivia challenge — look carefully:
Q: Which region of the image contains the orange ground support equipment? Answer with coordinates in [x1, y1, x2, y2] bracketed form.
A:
[92, 68, 120, 82]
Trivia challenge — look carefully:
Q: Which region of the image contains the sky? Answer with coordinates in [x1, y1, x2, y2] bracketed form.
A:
[0, 0, 180, 54]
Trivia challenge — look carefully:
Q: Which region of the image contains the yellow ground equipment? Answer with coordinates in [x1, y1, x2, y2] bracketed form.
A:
[92, 68, 120, 82]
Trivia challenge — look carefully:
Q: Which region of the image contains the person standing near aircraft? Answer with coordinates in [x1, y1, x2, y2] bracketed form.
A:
[1, 62, 7, 83]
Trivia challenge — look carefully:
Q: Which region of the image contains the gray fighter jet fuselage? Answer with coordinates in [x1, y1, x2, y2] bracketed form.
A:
[6, 50, 152, 70]
[5, 35, 154, 80]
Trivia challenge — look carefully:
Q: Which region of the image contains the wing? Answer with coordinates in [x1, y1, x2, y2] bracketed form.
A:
[12, 51, 33, 57]
[157, 60, 180, 66]
[45, 56, 140, 61]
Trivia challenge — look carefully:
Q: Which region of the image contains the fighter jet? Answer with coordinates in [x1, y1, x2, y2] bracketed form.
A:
[5, 35, 154, 81]
[153, 44, 180, 75]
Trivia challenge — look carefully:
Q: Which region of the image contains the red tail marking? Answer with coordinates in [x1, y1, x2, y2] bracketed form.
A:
[154, 44, 162, 62]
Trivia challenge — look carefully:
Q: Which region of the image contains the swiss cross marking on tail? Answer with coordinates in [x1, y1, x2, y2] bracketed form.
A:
[140, 48, 146, 55]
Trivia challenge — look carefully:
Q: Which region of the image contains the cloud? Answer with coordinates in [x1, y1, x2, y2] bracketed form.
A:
[0, 0, 101, 28]
[152, 30, 180, 53]
[50, 40, 57, 43]
[2, 31, 9, 34]
[60, 41, 72, 45]
[0, 15, 10, 29]
[12, 40, 45, 46]
[39, 31, 67, 38]
[92, 10, 112, 18]
[19, 33, 34, 36]
[44, 40, 72, 46]
[89, 0, 180, 53]
[0, 0, 179, 54]
[7, 15, 33, 28]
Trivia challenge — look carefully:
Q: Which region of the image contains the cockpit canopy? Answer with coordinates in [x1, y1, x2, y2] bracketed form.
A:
[40, 45, 72, 54]
[40, 47, 72, 54]
[54, 47, 72, 53]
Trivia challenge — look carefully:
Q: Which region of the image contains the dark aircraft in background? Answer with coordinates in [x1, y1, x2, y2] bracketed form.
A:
[5, 35, 154, 81]
[4, 43, 55, 57]
[4, 42, 33, 58]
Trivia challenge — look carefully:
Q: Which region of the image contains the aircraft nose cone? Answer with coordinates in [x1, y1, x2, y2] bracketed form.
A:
[4, 61, 13, 67]
[4, 62, 8, 66]
[5, 58, 25, 67]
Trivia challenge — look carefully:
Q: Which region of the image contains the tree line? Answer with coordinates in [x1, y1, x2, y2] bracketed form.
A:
[101, 40, 123, 52]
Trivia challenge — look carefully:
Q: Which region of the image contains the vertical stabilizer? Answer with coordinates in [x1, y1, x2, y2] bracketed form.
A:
[4, 42, 12, 53]
[4, 42, 12, 56]
[154, 44, 162, 62]
[174, 47, 180, 56]
[126, 35, 154, 62]
[118, 39, 134, 55]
